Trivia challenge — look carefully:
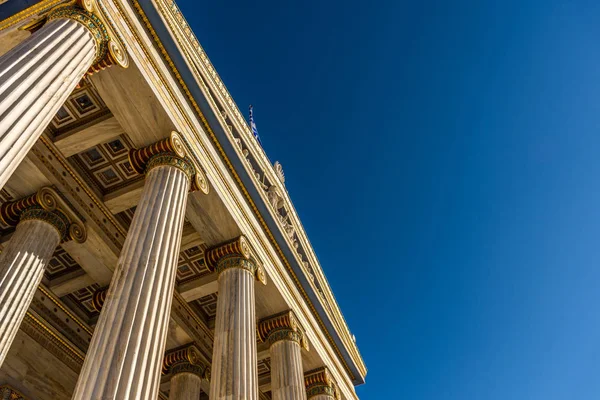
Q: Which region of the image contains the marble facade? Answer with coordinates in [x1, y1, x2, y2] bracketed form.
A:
[0, 0, 366, 399]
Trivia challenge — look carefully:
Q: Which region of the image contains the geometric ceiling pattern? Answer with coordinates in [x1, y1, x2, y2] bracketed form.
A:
[176, 244, 210, 283]
[48, 81, 109, 137]
[193, 293, 218, 321]
[69, 134, 142, 195]
[46, 246, 82, 281]
[64, 283, 101, 319]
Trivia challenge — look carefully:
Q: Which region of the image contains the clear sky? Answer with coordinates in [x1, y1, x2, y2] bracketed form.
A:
[178, 1, 600, 398]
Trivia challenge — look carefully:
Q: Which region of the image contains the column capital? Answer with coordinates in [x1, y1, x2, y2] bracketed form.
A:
[305, 367, 340, 400]
[46, 3, 129, 73]
[163, 344, 210, 380]
[258, 310, 309, 350]
[91, 286, 107, 312]
[0, 384, 27, 400]
[204, 236, 267, 285]
[0, 187, 86, 243]
[128, 131, 209, 194]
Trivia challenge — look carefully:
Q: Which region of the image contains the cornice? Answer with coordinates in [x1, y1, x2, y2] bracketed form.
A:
[150, 0, 366, 381]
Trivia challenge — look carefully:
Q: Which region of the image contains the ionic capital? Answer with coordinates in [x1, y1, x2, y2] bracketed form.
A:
[91, 287, 107, 312]
[258, 310, 309, 350]
[0, 384, 27, 400]
[128, 131, 209, 194]
[305, 367, 340, 400]
[204, 236, 267, 284]
[163, 344, 210, 380]
[0, 187, 86, 243]
[46, 2, 128, 74]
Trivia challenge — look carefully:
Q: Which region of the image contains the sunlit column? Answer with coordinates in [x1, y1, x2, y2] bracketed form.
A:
[304, 367, 340, 400]
[163, 344, 210, 400]
[0, 187, 86, 366]
[72, 132, 208, 399]
[205, 237, 267, 400]
[258, 310, 309, 400]
[0, 4, 127, 190]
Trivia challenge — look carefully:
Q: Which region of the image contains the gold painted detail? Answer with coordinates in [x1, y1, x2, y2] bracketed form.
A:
[128, 132, 209, 194]
[0, 0, 65, 32]
[46, 4, 108, 65]
[258, 310, 309, 350]
[215, 256, 255, 276]
[162, 344, 210, 379]
[0, 384, 28, 400]
[21, 207, 69, 240]
[91, 286, 107, 312]
[0, 187, 87, 243]
[146, 153, 195, 181]
[204, 236, 251, 270]
[305, 367, 340, 400]
[205, 236, 266, 284]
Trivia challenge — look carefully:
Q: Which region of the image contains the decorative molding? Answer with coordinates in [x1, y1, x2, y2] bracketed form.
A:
[0, 186, 87, 243]
[305, 367, 340, 400]
[46, 4, 109, 65]
[128, 131, 209, 194]
[204, 236, 250, 270]
[44, 1, 129, 74]
[0, 384, 28, 400]
[21, 311, 85, 373]
[258, 310, 309, 350]
[91, 286, 107, 312]
[204, 236, 266, 284]
[163, 343, 210, 380]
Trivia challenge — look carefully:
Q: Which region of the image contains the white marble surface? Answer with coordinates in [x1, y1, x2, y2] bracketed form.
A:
[309, 395, 334, 400]
[0, 18, 96, 190]
[210, 266, 259, 400]
[169, 372, 202, 400]
[72, 164, 190, 399]
[270, 339, 306, 400]
[0, 219, 60, 367]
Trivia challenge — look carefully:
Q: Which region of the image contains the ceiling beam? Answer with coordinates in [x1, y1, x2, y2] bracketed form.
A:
[53, 115, 123, 157]
[177, 273, 218, 302]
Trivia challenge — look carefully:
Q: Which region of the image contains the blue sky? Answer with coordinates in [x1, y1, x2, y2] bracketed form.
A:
[178, 1, 600, 398]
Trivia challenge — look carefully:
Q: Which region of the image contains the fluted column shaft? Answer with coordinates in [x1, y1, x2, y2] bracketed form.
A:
[270, 339, 306, 400]
[0, 216, 60, 366]
[309, 396, 333, 400]
[0, 11, 99, 190]
[210, 261, 258, 399]
[72, 161, 191, 399]
[169, 372, 203, 400]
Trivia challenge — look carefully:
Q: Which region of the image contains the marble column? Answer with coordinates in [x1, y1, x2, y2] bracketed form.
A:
[163, 344, 209, 400]
[205, 237, 267, 400]
[0, 187, 86, 367]
[304, 368, 339, 400]
[72, 132, 207, 400]
[258, 311, 309, 400]
[0, 4, 117, 190]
